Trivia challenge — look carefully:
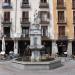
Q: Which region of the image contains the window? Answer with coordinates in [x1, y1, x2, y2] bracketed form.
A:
[22, 0, 29, 4]
[4, 27, 10, 37]
[4, 0, 10, 3]
[72, 0, 75, 8]
[58, 26, 65, 37]
[22, 11, 29, 18]
[22, 11, 29, 22]
[57, 0, 64, 6]
[73, 11, 75, 23]
[40, 11, 49, 22]
[22, 27, 29, 37]
[41, 0, 47, 3]
[58, 11, 65, 22]
[4, 12, 10, 21]
[41, 26, 47, 36]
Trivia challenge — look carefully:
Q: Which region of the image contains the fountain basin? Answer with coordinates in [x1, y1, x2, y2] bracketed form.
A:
[11, 58, 63, 70]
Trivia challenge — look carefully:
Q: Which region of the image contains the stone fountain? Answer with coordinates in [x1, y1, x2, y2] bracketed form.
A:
[11, 10, 62, 70]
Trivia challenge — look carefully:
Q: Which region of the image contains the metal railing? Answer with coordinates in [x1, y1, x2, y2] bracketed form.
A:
[2, 2, 12, 9]
[20, 2, 30, 8]
[39, 3, 49, 8]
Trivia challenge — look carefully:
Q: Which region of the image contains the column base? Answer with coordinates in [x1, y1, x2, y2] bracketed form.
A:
[31, 50, 40, 62]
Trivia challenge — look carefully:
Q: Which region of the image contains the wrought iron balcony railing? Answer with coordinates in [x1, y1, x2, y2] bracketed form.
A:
[21, 2, 30, 8]
[2, 2, 12, 9]
[21, 33, 29, 38]
[1, 18, 12, 27]
[57, 19, 67, 25]
[40, 20, 49, 24]
[57, 4, 66, 9]
[21, 18, 30, 24]
[58, 36, 68, 40]
[4, 34, 10, 38]
[20, 18, 30, 27]
[39, 3, 49, 8]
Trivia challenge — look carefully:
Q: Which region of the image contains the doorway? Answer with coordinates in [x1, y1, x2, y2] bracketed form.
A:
[41, 41, 52, 56]
[5, 40, 14, 54]
[57, 40, 68, 56]
[18, 40, 30, 56]
[72, 41, 75, 55]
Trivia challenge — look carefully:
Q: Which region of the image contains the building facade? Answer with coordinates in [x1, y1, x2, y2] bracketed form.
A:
[0, 0, 54, 57]
[0, 0, 75, 57]
[53, 0, 74, 56]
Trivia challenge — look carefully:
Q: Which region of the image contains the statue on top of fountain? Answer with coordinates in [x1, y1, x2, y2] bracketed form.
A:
[32, 10, 41, 30]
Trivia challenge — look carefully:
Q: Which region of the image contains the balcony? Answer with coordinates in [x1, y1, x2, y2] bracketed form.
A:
[40, 20, 49, 25]
[57, 19, 67, 25]
[39, 3, 49, 8]
[41, 36, 50, 41]
[4, 34, 10, 38]
[2, 2, 12, 9]
[1, 19, 12, 27]
[58, 36, 68, 40]
[20, 18, 30, 27]
[41, 32, 50, 41]
[21, 33, 30, 40]
[21, 2, 30, 9]
[57, 4, 66, 9]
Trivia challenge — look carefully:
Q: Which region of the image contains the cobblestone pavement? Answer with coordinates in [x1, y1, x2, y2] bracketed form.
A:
[0, 58, 75, 75]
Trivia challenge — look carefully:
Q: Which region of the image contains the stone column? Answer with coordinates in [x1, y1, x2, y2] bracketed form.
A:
[52, 41, 58, 57]
[14, 39, 18, 54]
[67, 41, 72, 57]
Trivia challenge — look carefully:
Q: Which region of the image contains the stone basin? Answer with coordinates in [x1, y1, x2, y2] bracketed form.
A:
[10, 58, 63, 70]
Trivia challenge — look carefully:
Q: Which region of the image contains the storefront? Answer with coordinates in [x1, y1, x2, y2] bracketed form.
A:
[72, 41, 75, 55]
[5, 40, 14, 54]
[56, 40, 68, 56]
[41, 40, 52, 56]
[18, 40, 30, 56]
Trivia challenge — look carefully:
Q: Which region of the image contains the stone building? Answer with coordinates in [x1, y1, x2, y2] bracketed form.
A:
[0, 0, 75, 57]
[0, 0, 54, 57]
[53, 0, 74, 56]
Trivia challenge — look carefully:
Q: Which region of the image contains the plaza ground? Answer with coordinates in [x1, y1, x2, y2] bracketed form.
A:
[0, 58, 75, 75]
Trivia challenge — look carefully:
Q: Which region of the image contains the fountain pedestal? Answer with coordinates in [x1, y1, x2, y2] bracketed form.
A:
[29, 24, 43, 61]
[31, 50, 40, 61]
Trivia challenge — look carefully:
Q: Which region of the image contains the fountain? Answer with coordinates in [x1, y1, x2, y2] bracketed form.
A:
[12, 10, 62, 70]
